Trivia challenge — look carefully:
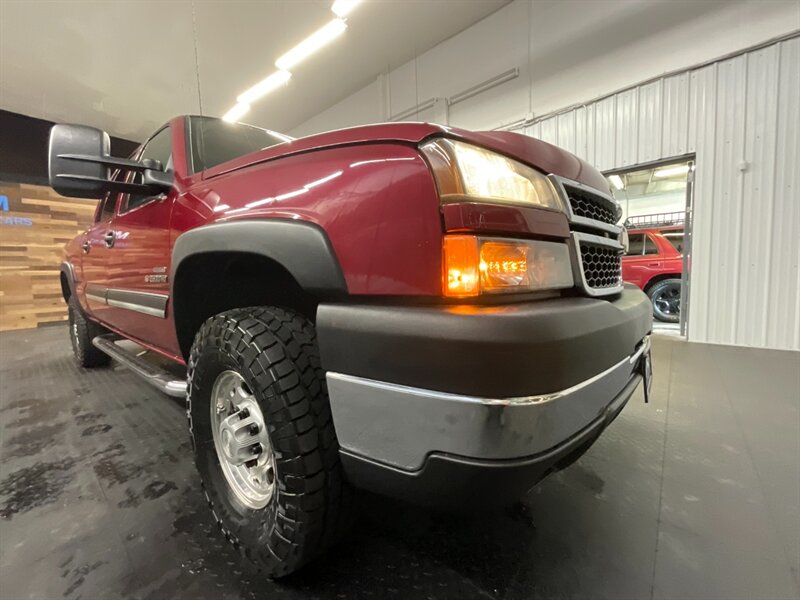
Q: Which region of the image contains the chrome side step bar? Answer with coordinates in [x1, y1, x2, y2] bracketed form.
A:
[92, 334, 187, 398]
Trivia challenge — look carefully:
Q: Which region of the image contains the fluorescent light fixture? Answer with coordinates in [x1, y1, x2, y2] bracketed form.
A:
[654, 164, 690, 179]
[222, 102, 250, 123]
[275, 18, 347, 70]
[236, 70, 292, 104]
[332, 0, 361, 17]
[609, 174, 625, 190]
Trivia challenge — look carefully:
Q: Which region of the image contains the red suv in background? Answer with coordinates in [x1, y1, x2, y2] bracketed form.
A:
[622, 222, 684, 323]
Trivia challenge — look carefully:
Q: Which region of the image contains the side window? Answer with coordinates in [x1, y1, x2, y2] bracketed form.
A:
[123, 127, 172, 213]
[665, 230, 685, 253]
[626, 233, 644, 256]
[96, 170, 124, 222]
[643, 235, 659, 255]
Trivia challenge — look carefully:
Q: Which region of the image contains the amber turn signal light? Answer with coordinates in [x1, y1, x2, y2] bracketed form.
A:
[443, 235, 480, 297]
[443, 235, 574, 297]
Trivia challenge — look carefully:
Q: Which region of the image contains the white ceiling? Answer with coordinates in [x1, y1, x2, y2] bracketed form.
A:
[0, 0, 509, 141]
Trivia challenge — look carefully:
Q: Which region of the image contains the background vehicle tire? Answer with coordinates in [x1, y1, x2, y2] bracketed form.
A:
[187, 306, 351, 578]
[648, 278, 681, 323]
[67, 295, 111, 368]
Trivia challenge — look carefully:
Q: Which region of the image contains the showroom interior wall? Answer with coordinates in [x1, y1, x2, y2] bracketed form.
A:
[289, 1, 800, 352]
[0, 111, 138, 330]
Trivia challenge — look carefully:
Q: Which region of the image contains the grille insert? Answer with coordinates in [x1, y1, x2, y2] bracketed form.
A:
[579, 242, 622, 289]
[567, 187, 618, 226]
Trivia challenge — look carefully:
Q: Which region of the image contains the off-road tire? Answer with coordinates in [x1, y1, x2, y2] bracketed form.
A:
[187, 306, 352, 578]
[67, 295, 111, 368]
[648, 278, 681, 323]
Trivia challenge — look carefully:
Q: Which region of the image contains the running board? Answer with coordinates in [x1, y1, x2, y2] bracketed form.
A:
[92, 334, 187, 398]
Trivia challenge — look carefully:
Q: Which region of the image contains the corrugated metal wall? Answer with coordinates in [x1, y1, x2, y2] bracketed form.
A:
[525, 36, 799, 351]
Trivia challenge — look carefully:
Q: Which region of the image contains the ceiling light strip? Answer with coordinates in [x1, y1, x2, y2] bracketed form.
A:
[275, 18, 348, 70]
[237, 70, 292, 104]
[332, 0, 361, 18]
[222, 102, 250, 123]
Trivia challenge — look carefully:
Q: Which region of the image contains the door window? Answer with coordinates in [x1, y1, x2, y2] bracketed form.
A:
[122, 127, 172, 213]
[96, 170, 124, 222]
[664, 230, 685, 253]
[643, 235, 659, 255]
[626, 233, 644, 255]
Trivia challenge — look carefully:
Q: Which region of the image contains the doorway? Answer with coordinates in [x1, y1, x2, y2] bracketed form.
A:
[605, 157, 695, 337]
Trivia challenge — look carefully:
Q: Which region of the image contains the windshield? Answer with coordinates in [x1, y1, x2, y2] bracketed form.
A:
[189, 116, 293, 174]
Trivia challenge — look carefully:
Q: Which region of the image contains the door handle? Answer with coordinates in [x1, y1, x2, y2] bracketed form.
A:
[82, 241, 91, 254]
[647, 262, 660, 267]
[104, 231, 116, 248]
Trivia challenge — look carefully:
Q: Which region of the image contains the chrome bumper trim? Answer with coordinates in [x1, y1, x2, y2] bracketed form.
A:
[326, 337, 648, 471]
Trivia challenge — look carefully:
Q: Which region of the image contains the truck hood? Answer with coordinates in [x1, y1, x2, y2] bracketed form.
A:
[205, 122, 610, 194]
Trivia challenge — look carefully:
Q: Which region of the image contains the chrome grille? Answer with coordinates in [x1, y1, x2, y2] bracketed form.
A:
[579, 241, 622, 289]
[548, 174, 624, 297]
[566, 187, 618, 225]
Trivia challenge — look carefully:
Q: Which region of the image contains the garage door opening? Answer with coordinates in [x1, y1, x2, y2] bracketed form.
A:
[606, 158, 695, 337]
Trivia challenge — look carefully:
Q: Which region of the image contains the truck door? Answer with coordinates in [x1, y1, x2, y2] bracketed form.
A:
[80, 179, 123, 323]
[101, 126, 176, 351]
[622, 232, 661, 289]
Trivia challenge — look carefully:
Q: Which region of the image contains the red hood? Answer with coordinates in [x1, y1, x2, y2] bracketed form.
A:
[204, 122, 610, 194]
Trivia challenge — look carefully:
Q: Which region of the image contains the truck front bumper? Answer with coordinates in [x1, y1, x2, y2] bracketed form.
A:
[317, 286, 652, 507]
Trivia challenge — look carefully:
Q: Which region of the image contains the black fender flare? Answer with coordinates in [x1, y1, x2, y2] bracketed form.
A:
[60, 261, 77, 301]
[170, 219, 348, 299]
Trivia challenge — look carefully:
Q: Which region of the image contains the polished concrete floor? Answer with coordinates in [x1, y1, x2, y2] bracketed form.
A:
[0, 326, 798, 600]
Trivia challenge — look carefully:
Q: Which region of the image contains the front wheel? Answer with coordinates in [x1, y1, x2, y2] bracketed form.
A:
[187, 306, 351, 578]
[67, 295, 111, 368]
[648, 278, 681, 323]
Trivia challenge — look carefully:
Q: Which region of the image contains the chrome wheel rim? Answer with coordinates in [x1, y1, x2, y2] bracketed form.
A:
[210, 370, 276, 510]
[654, 283, 681, 318]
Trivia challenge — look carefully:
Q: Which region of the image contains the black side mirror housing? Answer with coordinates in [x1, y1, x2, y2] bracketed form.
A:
[48, 124, 173, 199]
[49, 124, 112, 199]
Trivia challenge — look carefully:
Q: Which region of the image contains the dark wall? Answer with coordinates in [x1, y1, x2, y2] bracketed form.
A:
[0, 110, 140, 185]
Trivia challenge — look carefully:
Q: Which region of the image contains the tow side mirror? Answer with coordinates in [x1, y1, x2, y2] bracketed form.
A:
[48, 124, 173, 199]
[49, 124, 112, 199]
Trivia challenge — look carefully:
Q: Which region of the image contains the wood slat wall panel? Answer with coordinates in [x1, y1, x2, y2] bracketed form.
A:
[0, 181, 97, 331]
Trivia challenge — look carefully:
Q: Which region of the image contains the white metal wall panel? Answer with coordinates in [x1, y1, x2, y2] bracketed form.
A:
[575, 106, 589, 160]
[686, 64, 718, 343]
[637, 80, 662, 164]
[525, 36, 799, 350]
[594, 96, 616, 171]
[615, 88, 638, 168]
[661, 73, 690, 158]
[539, 116, 558, 145]
[768, 37, 800, 350]
[739, 45, 780, 347]
[557, 112, 576, 155]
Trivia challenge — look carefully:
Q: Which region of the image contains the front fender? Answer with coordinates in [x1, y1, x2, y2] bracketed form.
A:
[170, 219, 348, 297]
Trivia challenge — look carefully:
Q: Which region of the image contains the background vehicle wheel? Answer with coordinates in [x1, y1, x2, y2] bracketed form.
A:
[187, 306, 351, 578]
[67, 295, 111, 368]
[648, 278, 681, 323]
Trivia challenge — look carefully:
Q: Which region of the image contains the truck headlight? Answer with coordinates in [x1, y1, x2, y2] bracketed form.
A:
[443, 235, 574, 297]
[421, 138, 563, 210]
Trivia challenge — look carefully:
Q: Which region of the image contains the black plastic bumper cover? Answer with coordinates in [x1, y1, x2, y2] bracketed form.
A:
[317, 286, 652, 397]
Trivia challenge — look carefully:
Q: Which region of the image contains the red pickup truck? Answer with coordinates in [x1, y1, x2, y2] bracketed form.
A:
[50, 116, 652, 577]
[622, 225, 684, 323]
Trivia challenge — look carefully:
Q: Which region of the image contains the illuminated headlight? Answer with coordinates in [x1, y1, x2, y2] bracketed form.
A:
[443, 235, 574, 297]
[421, 138, 563, 210]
